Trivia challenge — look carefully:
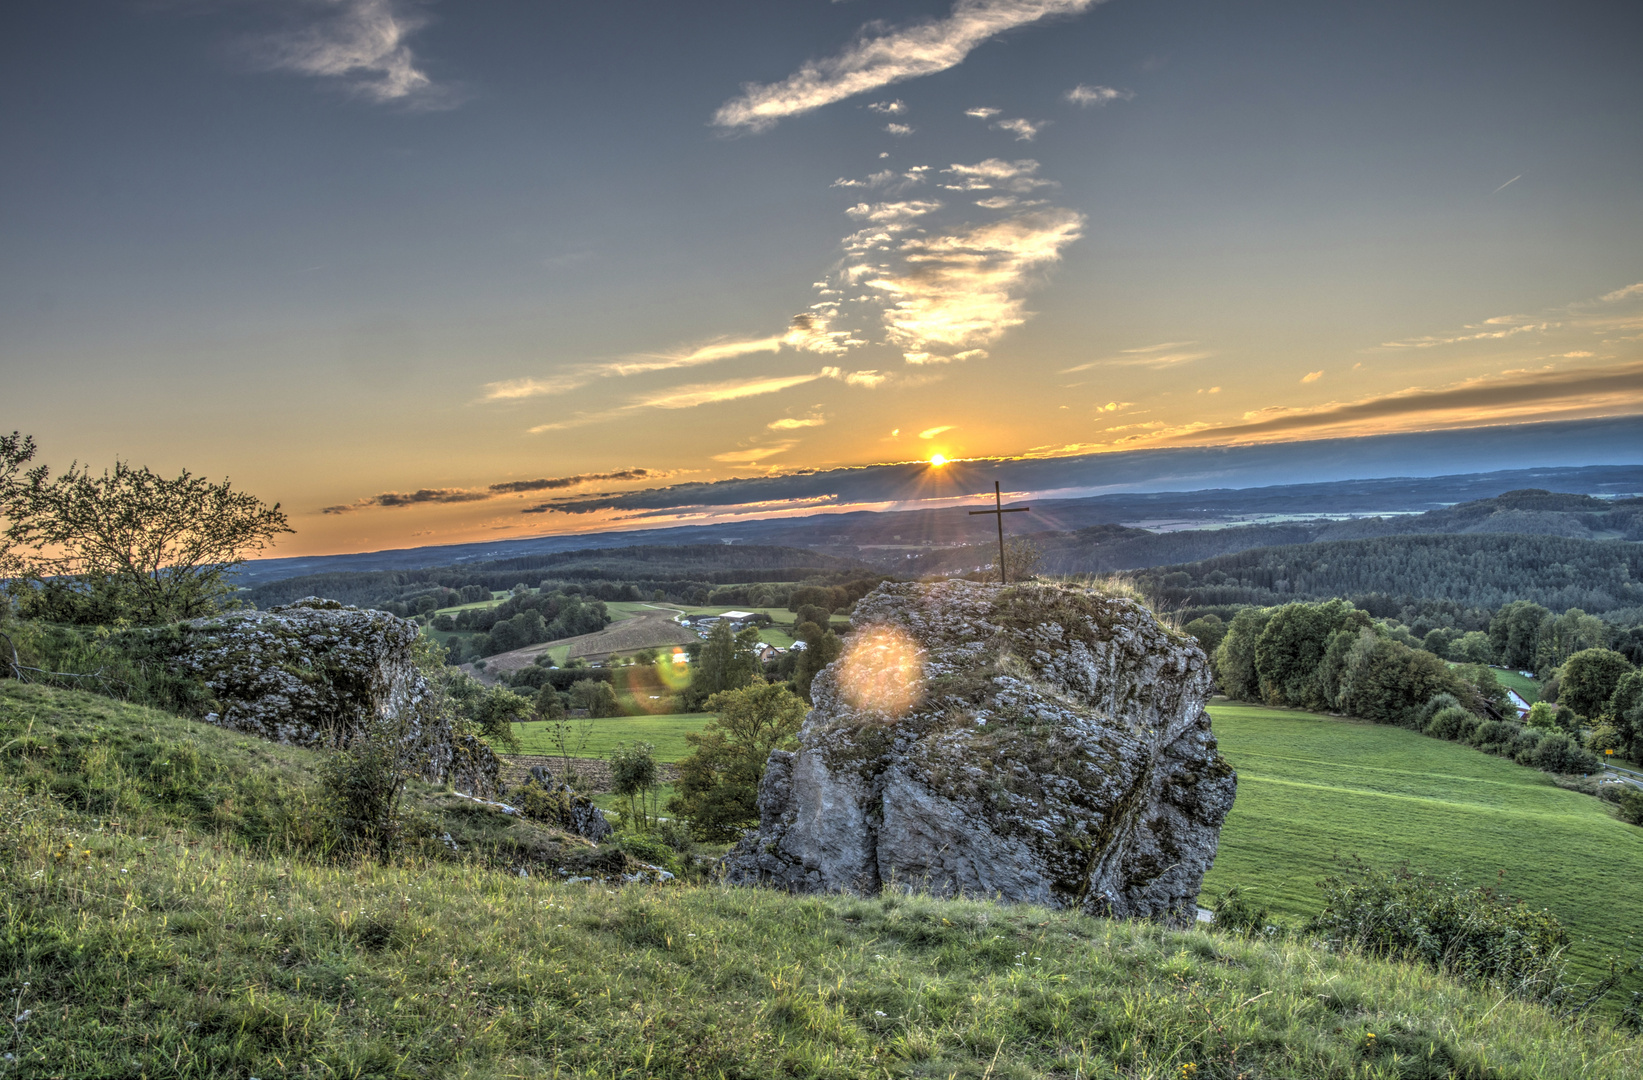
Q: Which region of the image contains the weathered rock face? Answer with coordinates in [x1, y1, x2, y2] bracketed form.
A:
[175, 597, 499, 796]
[724, 580, 1236, 925]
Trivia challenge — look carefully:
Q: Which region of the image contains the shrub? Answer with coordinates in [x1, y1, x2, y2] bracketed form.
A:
[1209, 885, 1281, 937]
[1469, 719, 1516, 750]
[318, 742, 417, 860]
[1307, 862, 1569, 1001]
[1529, 733, 1599, 775]
[1616, 788, 1643, 827]
[1424, 705, 1476, 742]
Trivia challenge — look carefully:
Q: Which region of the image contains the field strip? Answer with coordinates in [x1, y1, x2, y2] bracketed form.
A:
[1223, 749, 1554, 791]
[1237, 773, 1597, 821]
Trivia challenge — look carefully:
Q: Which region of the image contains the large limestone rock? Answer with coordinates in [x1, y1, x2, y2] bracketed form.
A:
[724, 580, 1236, 925]
[175, 597, 500, 796]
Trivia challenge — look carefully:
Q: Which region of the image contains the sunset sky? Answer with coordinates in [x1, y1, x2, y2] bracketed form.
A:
[4, 0, 1640, 557]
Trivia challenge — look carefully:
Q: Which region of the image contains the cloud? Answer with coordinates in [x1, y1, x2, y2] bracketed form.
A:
[845, 199, 944, 224]
[1380, 320, 1549, 349]
[255, 0, 447, 107]
[320, 468, 668, 513]
[1175, 361, 1643, 442]
[481, 373, 592, 401]
[822, 367, 891, 388]
[884, 122, 915, 136]
[602, 335, 786, 377]
[633, 372, 827, 411]
[712, 441, 799, 464]
[965, 106, 1002, 119]
[866, 207, 1085, 362]
[768, 415, 827, 430]
[867, 100, 907, 114]
[1301, 370, 1323, 383]
[713, 0, 1101, 131]
[940, 158, 1055, 193]
[1602, 283, 1643, 303]
[1059, 343, 1211, 373]
[1065, 84, 1134, 107]
[486, 469, 662, 494]
[918, 425, 955, 439]
[993, 118, 1042, 141]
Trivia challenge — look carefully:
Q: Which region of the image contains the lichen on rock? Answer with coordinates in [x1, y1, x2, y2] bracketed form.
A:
[173, 597, 499, 795]
[723, 579, 1236, 926]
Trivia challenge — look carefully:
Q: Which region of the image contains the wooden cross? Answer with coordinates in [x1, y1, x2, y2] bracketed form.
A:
[969, 481, 1030, 583]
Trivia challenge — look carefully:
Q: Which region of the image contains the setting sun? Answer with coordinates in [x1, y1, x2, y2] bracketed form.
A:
[929, 454, 948, 466]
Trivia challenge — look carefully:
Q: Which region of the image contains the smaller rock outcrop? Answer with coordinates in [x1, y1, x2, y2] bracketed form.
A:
[724, 579, 1236, 926]
[518, 766, 613, 842]
[175, 597, 499, 796]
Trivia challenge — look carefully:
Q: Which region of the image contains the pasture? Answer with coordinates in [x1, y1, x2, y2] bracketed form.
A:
[1492, 667, 1542, 704]
[1202, 701, 1643, 987]
[512, 711, 711, 763]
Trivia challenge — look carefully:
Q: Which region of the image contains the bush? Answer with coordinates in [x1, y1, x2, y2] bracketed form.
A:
[318, 743, 419, 860]
[1424, 705, 1476, 742]
[1209, 885, 1281, 937]
[1307, 862, 1569, 1001]
[1616, 788, 1643, 827]
[1528, 732, 1599, 775]
[1470, 719, 1516, 750]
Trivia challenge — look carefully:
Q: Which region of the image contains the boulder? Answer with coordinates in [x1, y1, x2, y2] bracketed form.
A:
[175, 597, 500, 796]
[724, 580, 1236, 925]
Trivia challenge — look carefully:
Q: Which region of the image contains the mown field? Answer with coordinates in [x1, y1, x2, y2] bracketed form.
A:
[1202, 701, 1643, 991]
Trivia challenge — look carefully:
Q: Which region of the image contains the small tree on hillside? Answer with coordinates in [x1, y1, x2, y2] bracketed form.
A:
[610, 741, 659, 832]
[8, 456, 292, 623]
[1558, 648, 1636, 720]
[669, 681, 808, 841]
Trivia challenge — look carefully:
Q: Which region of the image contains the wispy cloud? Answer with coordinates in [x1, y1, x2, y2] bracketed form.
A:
[321, 468, 666, 513]
[712, 441, 799, 464]
[1602, 283, 1643, 303]
[1059, 342, 1212, 373]
[965, 106, 1002, 119]
[1492, 174, 1521, 194]
[1301, 370, 1323, 383]
[866, 207, 1085, 363]
[940, 158, 1055, 193]
[884, 122, 915, 136]
[918, 425, 955, 439]
[992, 118, 1042, 141]
[713, 0, 1102, 131]
[1065, 84, 1133, 107]
[1176, 361, 1643, 443]
[768, 414, 827, 430]
[867, 100, 907, 115]
[255, 0, 448, 107]
[1380, 317, 1549, 349]
[633, 373, 828, 411]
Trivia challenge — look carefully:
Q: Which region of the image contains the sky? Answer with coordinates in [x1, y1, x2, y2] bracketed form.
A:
[3, 0, 1640, 558]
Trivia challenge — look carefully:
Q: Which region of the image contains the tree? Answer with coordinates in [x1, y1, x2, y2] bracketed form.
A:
[1454, 630, 1495, 664]
[1214, 607, 1272, 700]
[668, 681, 807, 841]
[1182, 614, 1227, 657]
[571, 678, 622, 717]
[0, 432, 38, 583]
[8, 457, 292, 623]
[609, 741, 659, 831]
[1002, 535, 1043, 580]
[1557, 648, 1635, 720]
[794, 621, 843, 702]
[1254, 600, 1367, 709]
[686, 621, 760, 709]
[1490, 601, 1550, 671]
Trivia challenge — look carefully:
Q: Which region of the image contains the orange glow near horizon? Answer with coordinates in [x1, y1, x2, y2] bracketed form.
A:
[929, 453, 948, 466]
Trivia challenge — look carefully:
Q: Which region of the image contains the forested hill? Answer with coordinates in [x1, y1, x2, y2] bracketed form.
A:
[1134, 533, 1643, 616]
[247, 544, 871, 610]
[905, 489, 1643, 578]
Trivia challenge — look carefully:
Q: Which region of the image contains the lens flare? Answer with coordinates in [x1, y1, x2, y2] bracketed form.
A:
[834, 624, 925, 717]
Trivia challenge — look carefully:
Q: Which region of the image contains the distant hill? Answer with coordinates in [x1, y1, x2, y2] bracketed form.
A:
[902, 489, 1643, 580]
[247, 543, 873, 609]
[1134, 532, 1643, 616]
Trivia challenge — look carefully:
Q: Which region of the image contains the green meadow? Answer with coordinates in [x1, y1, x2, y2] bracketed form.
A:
[512, 711, 711, 763]
[1203, 701, 1643, 988]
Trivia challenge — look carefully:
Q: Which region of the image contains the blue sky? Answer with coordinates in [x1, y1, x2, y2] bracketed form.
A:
[3, 0, 1639, 555]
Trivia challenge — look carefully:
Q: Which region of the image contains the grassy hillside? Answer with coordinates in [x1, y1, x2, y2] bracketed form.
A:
[512, 712, 710, 763]
[4, 690, 1641, 1077]
[1203, 702, 1643, 993]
